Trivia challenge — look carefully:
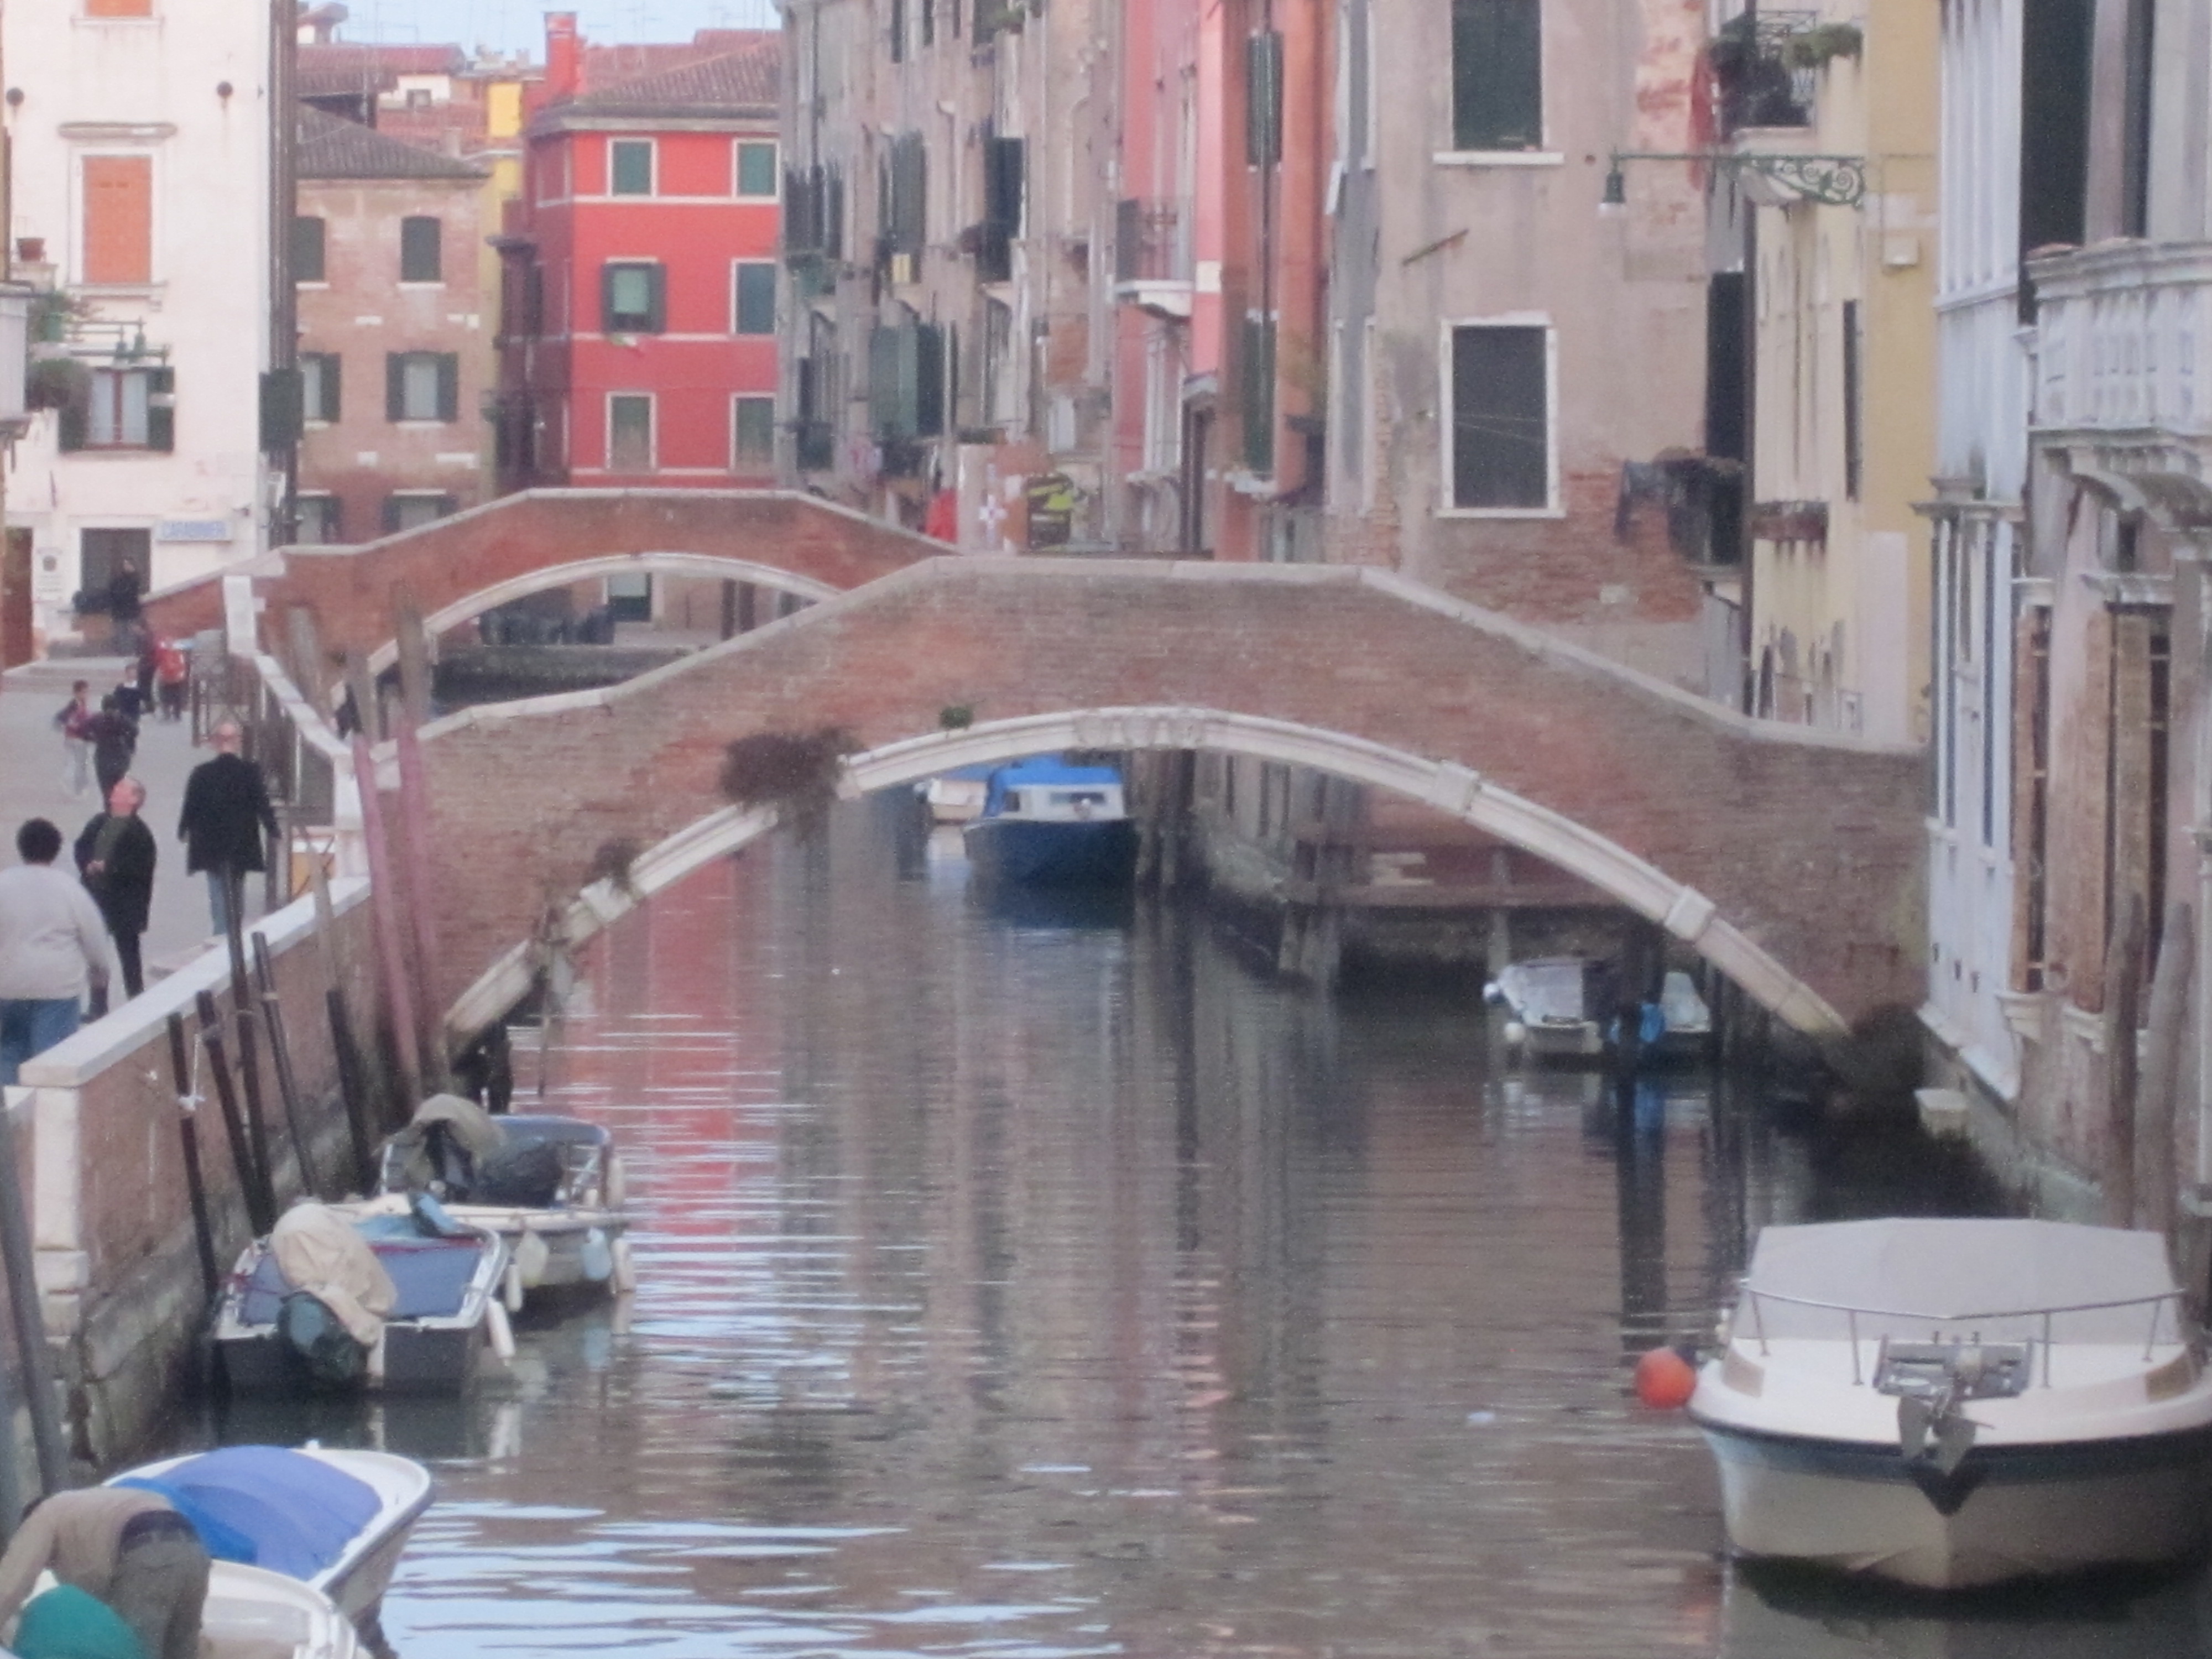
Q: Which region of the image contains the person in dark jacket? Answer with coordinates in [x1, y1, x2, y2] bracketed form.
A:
[74, 778, 156, 999]
[82, 696, 138, 802]
[105, 559, 143, 654]
[177, 720, 276, 937]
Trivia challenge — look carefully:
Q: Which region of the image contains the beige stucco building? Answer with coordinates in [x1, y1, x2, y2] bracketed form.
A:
[1739, 3, 1938, 745]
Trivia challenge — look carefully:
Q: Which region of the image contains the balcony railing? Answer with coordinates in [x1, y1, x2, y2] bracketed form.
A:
[1115, 199, 1188, 285]
[2032, 242, 2212, 441]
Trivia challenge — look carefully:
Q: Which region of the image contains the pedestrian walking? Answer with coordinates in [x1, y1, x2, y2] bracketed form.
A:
[51, 680, 92, 797]
[0, 818, 113, 1086]
[0, 1486, 210, 1659]
[83, 694, 138, 802]
[155, 637, 189, 722]
[133, 630, 159, 714]
[75, 777, 157, 1000]
[106, 556, 143, 653]
[177, 719, 277, 937]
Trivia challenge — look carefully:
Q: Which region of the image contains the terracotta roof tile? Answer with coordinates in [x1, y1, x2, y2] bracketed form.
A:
[296, 108, 488, 181]
[559, 37, 781, 120]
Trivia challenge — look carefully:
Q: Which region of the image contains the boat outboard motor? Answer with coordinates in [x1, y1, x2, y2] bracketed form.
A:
[276, 1292, 368, 1389]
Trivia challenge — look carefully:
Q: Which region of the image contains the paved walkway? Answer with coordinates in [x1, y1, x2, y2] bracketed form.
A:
[1, 657, 276, 985]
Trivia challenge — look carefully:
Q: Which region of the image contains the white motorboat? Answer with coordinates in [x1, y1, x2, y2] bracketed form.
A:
[201, 1562, 364, 1659]
[1691, 1217, 2212, 1588]
[109, 1443, 433, 1631]
[1486, 958, 1713, 1067]
[379, 1101, 634, 1303]
[214, 1197, 512, 1394]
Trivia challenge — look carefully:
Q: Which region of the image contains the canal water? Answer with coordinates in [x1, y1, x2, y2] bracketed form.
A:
[189, 805, 2212, 1655]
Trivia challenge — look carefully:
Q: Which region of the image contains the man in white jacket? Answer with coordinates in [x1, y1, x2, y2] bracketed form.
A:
[0, 818, 113, 1086]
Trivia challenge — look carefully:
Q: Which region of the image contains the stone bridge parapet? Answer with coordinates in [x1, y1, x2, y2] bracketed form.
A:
[407, 558, 1927, 1035]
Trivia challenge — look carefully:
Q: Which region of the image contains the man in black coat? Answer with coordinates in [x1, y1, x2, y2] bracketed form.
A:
[74, 777, 157, 999]
[177, 721, 277, 938]
[82, 695, 138, 802]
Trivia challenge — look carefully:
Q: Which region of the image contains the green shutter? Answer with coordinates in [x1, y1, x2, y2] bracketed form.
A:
[436, 354, 459, 422]
[145, 367, 175, 453]
[1245, 32, 1284, 167]
[385, 353, 405, 421]
[401, 216, 442, 282]
[600, 264, 619, 333]
[293, 217, 326, 283]
[259, 368, 301, 452]
[611, 141, 654, 196]
[738, 142, 778, 197]
[915, 324, 945, 437]
[646, 266, 667, 333]
[1241, 316, 1275, 472]
[325, 353, 342, 421]
[1452, 0, 1543, 152]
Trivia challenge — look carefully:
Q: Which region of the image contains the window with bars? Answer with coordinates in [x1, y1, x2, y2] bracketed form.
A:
[1450, 0, 1543, 152]
[1448, 324, 1550, 509]
[602, 263, 667, 334]
[399, 216, 442, 283]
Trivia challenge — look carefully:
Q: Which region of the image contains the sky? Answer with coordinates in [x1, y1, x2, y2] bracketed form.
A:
[333, 0, 779, 56]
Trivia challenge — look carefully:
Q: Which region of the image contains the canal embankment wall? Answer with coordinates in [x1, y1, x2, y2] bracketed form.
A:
[2, 878, 383, 1466]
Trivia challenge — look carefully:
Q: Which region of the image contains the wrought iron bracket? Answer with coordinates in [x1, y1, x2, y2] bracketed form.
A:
[1607, 149, 1866, 208]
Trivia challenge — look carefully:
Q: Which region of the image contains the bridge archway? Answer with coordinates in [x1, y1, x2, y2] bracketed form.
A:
[364, 551, 842, 677]
[445, 706, 1848, 1040]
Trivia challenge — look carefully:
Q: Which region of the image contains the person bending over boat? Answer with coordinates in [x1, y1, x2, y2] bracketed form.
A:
[0, 1488, 208, 1659]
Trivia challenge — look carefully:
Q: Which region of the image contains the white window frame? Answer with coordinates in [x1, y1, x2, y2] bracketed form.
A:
[1434, 0, 1559, 166]
[731, 394, 776, 469]
[72, 148, 161, 290]
[733, 138, 780, 200]
[1437, 314, 1561, 519]
[608, 137, 657, 199]
[606, 391, 656, 472]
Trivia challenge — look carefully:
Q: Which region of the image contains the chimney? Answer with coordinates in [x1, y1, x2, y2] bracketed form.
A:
[545, 13, 582, 101]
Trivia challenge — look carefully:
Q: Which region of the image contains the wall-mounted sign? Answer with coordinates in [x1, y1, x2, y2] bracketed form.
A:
[1024, 472, 1078, 550]
[156, 519, 233, 544]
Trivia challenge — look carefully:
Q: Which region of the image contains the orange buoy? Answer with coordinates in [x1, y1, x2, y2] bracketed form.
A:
[1635, 1346, 1698, 1409]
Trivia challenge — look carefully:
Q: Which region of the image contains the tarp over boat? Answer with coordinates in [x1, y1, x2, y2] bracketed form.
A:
[1740, 1218, 2182, 1344]
[115, 1446, 381, 1580]
[982, 756, 1122, 817]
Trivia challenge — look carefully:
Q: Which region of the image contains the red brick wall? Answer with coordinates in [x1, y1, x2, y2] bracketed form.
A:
[416, 561, 1925, 1025]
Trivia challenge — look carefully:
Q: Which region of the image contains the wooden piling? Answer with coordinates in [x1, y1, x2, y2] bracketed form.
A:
[196, 988, 274, 1236]
[221, 889, 279, 1211]
[303, 854, 378, 1194]
[164, 1014, 220, 1303]
[251, 931, 319, 1198]
[0, 1091, 68, 1495]
[393, 711, 447, 1089]
[352, 735, 424, 1111]
[2102, 894, 2148, 1228]
[2137, 904, 2195, 1237]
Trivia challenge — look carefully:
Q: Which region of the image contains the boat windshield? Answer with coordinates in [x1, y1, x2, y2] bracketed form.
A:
[1496, 960, 1588, 1024]
[1738, 1218, 2186, 1345]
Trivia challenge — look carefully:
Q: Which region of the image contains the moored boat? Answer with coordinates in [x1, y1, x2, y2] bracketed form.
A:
[962, 756, 1139, 887]
[109, 1443, 432, 1632]
[215, 1197, 511, 1394]
[1691, 1217, 2212, 1588]
[1485, 957, 1711, 1067]
[201, 1561, 364, 1658]
[378, 1096, 634, 1303]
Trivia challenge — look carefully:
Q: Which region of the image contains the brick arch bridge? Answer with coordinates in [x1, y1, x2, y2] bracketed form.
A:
[405, 558, 1926, 1041]
[143, 489, 941, 668]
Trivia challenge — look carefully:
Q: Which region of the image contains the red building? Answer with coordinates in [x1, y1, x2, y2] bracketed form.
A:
[495, 18, 781, 493]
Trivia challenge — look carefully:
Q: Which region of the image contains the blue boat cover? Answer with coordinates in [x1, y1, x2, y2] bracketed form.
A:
[983, 755, 1121, 816]
[114, 1446, 380, 1580]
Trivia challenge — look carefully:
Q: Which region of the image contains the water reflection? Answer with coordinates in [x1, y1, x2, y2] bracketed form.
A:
[165, 802, 2209, 1655]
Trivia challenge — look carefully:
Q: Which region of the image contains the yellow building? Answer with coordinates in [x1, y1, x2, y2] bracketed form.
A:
[1738, 0, 1937, 744]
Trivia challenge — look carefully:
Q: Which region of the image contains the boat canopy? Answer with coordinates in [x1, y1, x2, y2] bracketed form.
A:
[984, 756, 1123, 816]
[1740, 1219, 2182, 1343]
[116, 1446, 381, 1580]
[1495, 958, 1591, 1025]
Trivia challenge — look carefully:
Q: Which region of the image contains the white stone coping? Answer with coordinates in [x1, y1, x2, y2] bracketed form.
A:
[15, 877, 369, 1089]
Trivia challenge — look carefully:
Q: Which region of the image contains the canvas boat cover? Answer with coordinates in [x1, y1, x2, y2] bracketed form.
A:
[117, 1446, 380, 1580]
[270, 1204, 397, 1345]
[383, 1093, 507, 1196]
[1740, 1218, 2181, 1344]
[983, 756, 1123, 817]
[1496, 958, 1590, 1026]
